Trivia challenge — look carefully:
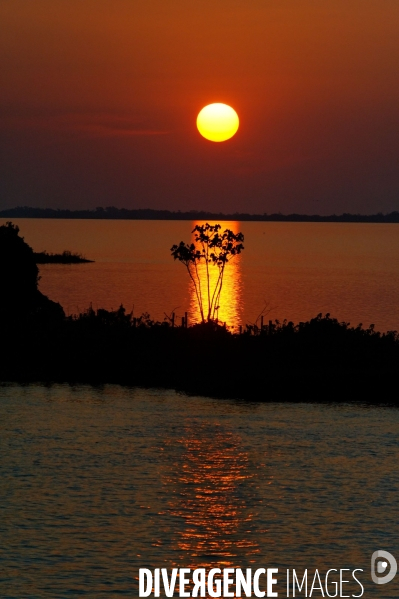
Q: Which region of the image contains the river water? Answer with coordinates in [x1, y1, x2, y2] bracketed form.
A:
[2, 218, 399, 332]
[0, 384, 398, 598]
[1, 219, 399, 597]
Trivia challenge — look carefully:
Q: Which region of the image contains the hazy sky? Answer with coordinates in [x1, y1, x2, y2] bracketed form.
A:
[1, 0, 399, 214]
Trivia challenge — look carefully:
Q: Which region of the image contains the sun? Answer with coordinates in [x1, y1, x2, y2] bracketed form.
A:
[196, 103, 239, 142]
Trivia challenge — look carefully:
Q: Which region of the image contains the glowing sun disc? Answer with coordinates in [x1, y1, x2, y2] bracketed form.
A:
[197, 103, 239, 142]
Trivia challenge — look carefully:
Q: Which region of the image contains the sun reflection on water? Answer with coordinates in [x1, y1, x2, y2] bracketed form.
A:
[188, 221, 244, 330]
[162, 421, 262, 587]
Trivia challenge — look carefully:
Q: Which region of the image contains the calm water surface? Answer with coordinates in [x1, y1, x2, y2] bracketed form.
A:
[2, 218, 399, 331]
[0, 384, 398, 598]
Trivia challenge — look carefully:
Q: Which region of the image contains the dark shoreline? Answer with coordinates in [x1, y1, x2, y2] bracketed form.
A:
[2, 206, 399, 223]
[3, 311, 399, 401]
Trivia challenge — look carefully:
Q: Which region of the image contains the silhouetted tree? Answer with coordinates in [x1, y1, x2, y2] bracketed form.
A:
[171, 223, 244, 322]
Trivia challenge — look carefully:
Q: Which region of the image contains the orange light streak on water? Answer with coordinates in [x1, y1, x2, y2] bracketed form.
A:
[163, 421, 262, 593]
[188, 221, 244, 330]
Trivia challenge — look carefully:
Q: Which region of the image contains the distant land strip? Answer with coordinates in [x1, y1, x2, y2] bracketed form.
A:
[2, 206, 399, 223]
[33, 250, 93, 264]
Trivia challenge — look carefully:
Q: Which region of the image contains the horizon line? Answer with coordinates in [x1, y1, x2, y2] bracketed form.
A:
[1, 206, 399, 223]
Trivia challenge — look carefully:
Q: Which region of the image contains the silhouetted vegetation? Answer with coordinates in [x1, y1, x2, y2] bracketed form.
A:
[171, 223, 244, 322]
[2, 205, 399, 223]
[1, 302, 399, 399]
[1, 221, 399, 400]
[34, 250, 93, 264]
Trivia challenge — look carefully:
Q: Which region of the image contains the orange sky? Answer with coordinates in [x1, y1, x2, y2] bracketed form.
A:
[1, 0, 399, 213]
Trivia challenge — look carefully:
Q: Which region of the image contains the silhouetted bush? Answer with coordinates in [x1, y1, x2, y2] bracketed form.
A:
[1, 303, 399, 400]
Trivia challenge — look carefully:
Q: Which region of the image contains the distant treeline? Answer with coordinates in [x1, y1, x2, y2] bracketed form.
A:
[2, 206, 399, 223]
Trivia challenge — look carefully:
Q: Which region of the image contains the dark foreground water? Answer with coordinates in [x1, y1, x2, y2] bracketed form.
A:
[0, 384, 398, 598]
